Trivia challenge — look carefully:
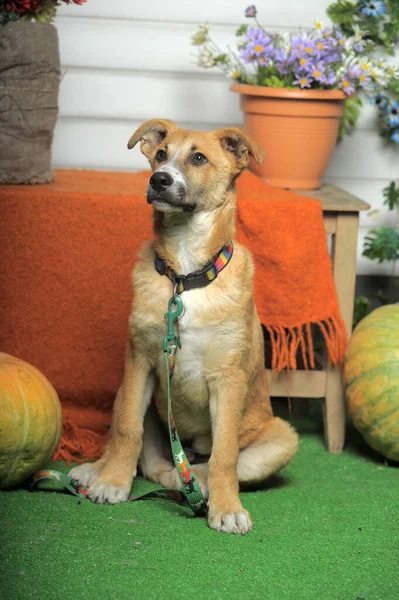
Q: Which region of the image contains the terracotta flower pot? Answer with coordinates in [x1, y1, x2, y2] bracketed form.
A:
[231, 83, 346, 190]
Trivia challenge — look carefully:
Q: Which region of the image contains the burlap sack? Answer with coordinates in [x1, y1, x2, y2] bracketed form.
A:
[0, 22, 60, 184]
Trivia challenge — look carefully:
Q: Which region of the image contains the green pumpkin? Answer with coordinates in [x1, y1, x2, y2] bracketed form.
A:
[344, 303, 399, 461]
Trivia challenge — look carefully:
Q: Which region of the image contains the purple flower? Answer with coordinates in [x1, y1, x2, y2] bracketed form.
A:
[339, 79, 355, 95]
[358, 73, 371, 88]
[293, 74, 313, 88]
[245, 5, 257, 18]
[334, 29, 346, 48]
[314, 39, 327, 55]
[347, 65, 363, 79]
[325, 70, 337, 85]
[391, 129, 399, 144]
[273, 49, 287, 63]
[293, 35, 317, 58]
[321, 28, 334, 39]
[239, 46, 256, 63]
[323, 48, 342, 64]
[240, 27, 274, 64]
[296, 54, 313, 70]
[307, 61, 326, 83]
[353, 43, 366, 53]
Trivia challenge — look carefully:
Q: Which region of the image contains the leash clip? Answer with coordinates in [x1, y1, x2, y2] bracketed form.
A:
[163, 295, 183, 352]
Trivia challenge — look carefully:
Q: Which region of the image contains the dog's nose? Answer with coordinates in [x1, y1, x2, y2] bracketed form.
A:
[149, 171, 173, 192]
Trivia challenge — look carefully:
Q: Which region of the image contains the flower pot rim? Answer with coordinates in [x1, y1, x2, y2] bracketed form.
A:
[230, 82, 347, 101]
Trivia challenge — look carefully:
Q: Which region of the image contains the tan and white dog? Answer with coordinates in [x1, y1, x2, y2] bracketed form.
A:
[70, 119, 298, 534]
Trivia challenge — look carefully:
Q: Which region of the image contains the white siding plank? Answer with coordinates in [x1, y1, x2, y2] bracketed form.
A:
[56, 0, 333, 27]
[56, 18, 237, 72]
[59, 70, 242, 125]
[326, 131, 399, 181]
[59, 68, 382, 132]
[52, 117, 214, 171]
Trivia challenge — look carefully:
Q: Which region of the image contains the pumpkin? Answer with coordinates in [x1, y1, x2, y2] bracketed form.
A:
[0, 352, 62, 488]
[344, 303, 399, 462]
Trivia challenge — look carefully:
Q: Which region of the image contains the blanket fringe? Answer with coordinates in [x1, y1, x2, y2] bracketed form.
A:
[52, 410, 109, 465]
[265, 315, 347, 373]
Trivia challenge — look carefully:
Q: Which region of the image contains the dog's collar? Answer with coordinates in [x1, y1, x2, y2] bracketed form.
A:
[155, 243, 234, 294]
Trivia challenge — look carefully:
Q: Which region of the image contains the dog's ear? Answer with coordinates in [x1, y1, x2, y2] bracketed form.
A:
[214, 127, 265, 170]
[127, 119, 178, 157]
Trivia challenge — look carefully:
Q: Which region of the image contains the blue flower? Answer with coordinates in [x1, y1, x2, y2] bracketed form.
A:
[370, 94, 388, 110]
[245, 5, 257, 18]
[391, 129, 399, 144]
[386, 101, 399, 127]
[360, 1, 386, 18]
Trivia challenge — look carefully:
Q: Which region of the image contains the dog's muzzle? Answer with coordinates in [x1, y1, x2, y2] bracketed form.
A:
[149, 171, 173, 193]
[147, 169, 194, 212]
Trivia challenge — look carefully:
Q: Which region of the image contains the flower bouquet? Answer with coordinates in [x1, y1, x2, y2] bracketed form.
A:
[193, 4, 396, 99]
[191, 5, 398, 188]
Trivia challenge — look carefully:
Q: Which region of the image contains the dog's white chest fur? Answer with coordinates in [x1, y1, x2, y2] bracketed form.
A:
[177, 292, 212, 383]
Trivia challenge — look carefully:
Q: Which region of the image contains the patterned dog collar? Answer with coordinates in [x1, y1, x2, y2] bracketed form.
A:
[155, 243, 234, 294]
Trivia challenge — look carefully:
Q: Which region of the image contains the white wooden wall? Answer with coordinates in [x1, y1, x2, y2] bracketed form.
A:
[54, 0, 399, 276]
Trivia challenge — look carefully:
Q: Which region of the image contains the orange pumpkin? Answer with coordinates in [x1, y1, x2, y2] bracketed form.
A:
[344, 304, 399, 462]
[0, 352, 62, 488]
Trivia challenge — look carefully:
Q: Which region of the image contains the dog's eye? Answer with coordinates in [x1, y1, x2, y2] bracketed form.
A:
[156, 149, 167, 162]
[192, 152, 207, 166]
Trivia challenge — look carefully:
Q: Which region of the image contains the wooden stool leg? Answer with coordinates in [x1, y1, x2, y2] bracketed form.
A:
[323, 365, 346, 453]
[324, 212, 359, 453]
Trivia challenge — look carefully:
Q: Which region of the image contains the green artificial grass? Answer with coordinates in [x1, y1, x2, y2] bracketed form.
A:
[1, 401, 398, 600]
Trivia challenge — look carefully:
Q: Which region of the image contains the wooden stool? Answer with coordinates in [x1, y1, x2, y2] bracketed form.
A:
[266, 185, 370, 453]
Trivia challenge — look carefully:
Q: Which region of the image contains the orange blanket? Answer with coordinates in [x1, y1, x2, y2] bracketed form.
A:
[0, 169, 346, 461]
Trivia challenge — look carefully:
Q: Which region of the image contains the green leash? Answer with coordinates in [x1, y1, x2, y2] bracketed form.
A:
[30, 294, 208, 516]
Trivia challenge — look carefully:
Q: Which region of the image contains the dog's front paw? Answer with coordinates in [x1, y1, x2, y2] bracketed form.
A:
[69, 463, 100, 488]
[87, 481, 130, 504]
[208, 508, 252, 534]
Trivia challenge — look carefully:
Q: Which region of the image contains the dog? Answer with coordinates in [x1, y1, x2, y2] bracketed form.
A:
[70, 119, 298, 534]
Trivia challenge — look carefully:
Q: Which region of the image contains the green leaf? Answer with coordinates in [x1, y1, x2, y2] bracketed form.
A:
[338, 96, 363, 139]
[388, 78, 399, 94]
[235, 24, 249, 37]
[327, 0, 357, 27]
[0, 0, 18, 23]
[381, 21, 399, 50]
[387, 0, 399, 21]
[263, 75, 285, 88]
[213, 53, 229, 65]
[363, 226, 399, 263]
[353, 296, 371, 329]
[382, 181, 399, 211]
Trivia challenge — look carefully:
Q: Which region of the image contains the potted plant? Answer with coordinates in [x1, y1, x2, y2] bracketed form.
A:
[192, 5, 398, 189]
[327, 1, 399, 326]
[0, 0, 86, 184]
